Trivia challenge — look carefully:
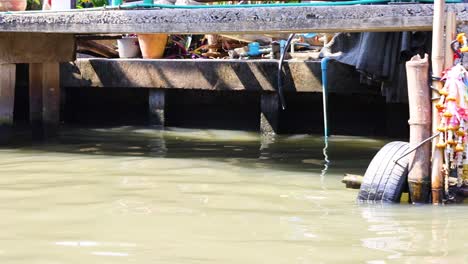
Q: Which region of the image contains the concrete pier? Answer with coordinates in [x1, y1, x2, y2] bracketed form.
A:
[0, 3, 465, 139]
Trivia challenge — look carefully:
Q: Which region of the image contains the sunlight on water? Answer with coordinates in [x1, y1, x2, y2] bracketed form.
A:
[0, 127, 466, 263]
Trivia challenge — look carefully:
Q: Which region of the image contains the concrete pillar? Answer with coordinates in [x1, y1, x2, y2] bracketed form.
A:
[29, 63, 61, 139]
[42, 62, 61, 138]
[260, 93, 280, 135]
[0, 64, 16, 141]
[149, 89, 165, 127]
[29, 63, 44, 139]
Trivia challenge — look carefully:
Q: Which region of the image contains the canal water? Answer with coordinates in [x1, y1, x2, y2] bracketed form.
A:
[0, 127, 466, 263]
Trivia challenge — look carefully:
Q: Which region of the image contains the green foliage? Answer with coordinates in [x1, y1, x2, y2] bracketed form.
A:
[27, 0, 41, 10]
[77, 0, 108, 8]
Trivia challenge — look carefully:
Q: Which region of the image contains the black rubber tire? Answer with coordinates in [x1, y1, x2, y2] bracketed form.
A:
[358, 141, 410, 203]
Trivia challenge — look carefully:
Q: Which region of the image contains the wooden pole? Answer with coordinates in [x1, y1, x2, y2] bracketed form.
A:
[444, 12, 457, 70]
[406, 54, 431, 203]
[430, 0, 446, 204]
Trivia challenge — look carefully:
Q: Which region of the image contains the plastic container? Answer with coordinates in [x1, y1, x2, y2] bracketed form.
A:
[51, 0, 71, 10]
[138, 34, 168, 59]
[0, 0, 26, 11]
[247, 42, 261, 56]
[117, 36, 141, 58]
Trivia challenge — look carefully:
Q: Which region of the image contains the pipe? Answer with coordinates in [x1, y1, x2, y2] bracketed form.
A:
[3, 0, 461, 14]
[117, 0, 461, 9]
[277, 33, 295, 110]
[321, 57, 330, 139]
[320, 57, 330, 176]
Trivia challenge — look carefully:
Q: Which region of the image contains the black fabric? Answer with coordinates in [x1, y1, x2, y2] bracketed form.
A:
[329, 32, 431, 103]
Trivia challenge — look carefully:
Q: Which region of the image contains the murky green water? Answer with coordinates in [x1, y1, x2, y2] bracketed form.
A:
[0, 127, 467, 263]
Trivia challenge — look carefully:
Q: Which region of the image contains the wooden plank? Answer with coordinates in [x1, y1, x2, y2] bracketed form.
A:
[0, 4, 466, 34]
[0, 64, 15, 126]
[0, 33, 75, 64]
[42, 62, 60, 138]
[29, 63, 44, 138]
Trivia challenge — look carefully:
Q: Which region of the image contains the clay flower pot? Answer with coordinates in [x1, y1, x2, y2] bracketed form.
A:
[138, 34, 168, 59]
[0, 0, 27, 11]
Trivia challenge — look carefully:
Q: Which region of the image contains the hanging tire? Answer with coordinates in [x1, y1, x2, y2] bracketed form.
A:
[358, 141, 410, 203]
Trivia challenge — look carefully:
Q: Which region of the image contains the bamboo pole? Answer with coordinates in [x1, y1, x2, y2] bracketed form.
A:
[430, 0, 446, 205]
[406, 54, 431, 203]
[444, 12, 457, 70]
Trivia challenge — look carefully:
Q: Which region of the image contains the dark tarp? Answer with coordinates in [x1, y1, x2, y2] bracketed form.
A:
[328, 32, 431, 103]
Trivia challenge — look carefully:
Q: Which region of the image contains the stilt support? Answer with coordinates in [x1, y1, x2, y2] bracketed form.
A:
[42, 62, 61, 138]
[260, 93, 280, 135]
[0, 63, 15, 141]
[29, 63, 43, 139]
[149, 89, 165, 128]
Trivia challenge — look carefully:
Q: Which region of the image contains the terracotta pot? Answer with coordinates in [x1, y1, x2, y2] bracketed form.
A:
[138, 34, 168, 59]
[0, 0, 27, 11]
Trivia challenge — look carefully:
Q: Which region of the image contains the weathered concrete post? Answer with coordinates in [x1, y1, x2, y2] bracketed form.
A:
[149, 89, 165, 127]
[42, 62, 61, 138]
[0, 33, 76, 140]
[0, 64, 16, 141]
[260, 93, 280, 135]
[406, 54, 431, 203]
[29, 63, 44, 138]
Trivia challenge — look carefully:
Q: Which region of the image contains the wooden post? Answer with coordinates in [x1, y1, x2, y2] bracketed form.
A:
[29, 63, 44, 139]
[260, 93, 280, 135]
[0, 64, 16, 141]
[42, 62, 60, 138]
[149, 89, 165, 127]
[430, 0, 446, 204]
[406, 54, 431, 203]
[444, 12, 457, 70]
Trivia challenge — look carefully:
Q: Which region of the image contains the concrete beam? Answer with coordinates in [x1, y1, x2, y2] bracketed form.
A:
[0, 33, 75, 64]
[62, 58, 373, 94]
[0, 4, 467, 34]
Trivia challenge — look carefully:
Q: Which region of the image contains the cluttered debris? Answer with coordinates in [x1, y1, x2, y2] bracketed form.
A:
[76, 33, 330, 61]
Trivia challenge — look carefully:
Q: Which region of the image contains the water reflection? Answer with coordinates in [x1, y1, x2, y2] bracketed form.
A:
[359, 204, 468, 264]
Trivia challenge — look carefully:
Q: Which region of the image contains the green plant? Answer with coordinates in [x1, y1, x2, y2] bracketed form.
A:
[77, 0, 108, 8]
[27, 0, 41, 10]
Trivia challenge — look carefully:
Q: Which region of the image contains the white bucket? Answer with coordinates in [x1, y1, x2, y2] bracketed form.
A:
[51, 0, 71, 10]
[117, 37, 141, 58]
